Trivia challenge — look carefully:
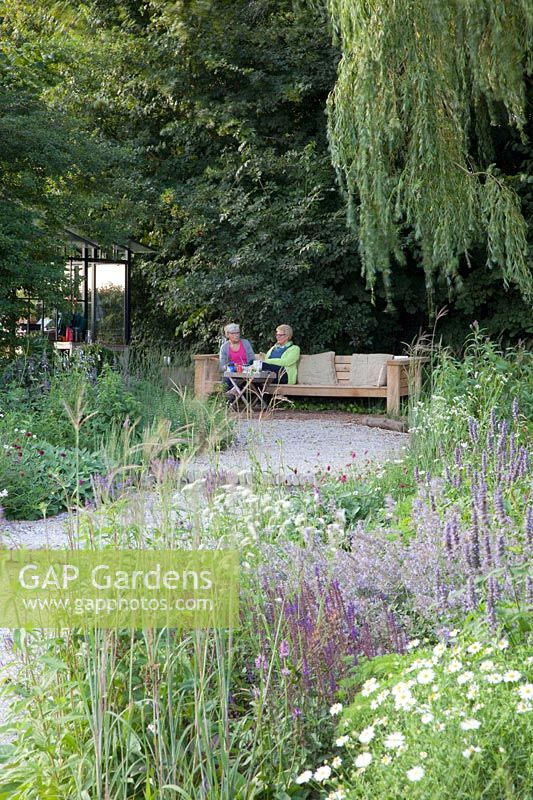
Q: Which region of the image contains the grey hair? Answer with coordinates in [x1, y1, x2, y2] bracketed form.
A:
[224, 323, 240, 336]
[276, 324, 293, 339]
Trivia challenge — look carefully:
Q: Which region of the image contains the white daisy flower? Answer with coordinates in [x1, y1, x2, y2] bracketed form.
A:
[446, 659, 462, 673]
[497, 638, 509, 650]
[313, 765, 332, 782]
[457, 671, 474, 685]
[395, 691, 416, 711]
[330, 703, 343, 716]
[516, 701, 532, 713]
[503, 671, 521, 683]
[392, 681, 410, 696]
[479, 660, 495, 672]
[358, 726, 375, 744]
[381, 754, 392, 765]
[417, 668, 435, 685]
[295, 770, 313, 784]
[406, 638, 420, 650]
[354, 752, 372, 769]
[384, 732, 405, 750]
[518, 684, 533, 701]
[410, 658, 432, 671]
[433, 643, 446, 658]
[420, 712, 434, 724]
[406, 766, 425, 782]
[466, 642, 482, 654]
[485, 673, 503, 684]
[335, 735, 349, 747]
[361, 678, 379, 697]
[331, 756, 342, 768]
[460, 718, 481, 731]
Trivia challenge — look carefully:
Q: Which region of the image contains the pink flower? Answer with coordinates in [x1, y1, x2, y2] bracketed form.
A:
[279, 640, 289, 659]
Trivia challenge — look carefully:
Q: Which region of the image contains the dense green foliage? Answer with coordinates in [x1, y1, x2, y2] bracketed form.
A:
[0, 342, 232, 518]
[1, 342, 531, 796]
[327, 0, 533, 303]
[1, 0, 532, 355]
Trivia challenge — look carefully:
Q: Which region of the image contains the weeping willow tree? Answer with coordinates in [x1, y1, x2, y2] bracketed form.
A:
[326, 0, 533, 300]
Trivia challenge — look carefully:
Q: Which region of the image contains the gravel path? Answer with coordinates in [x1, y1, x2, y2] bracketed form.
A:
[0, 413, 408, 550]
[194, 411, 408, 483]
[0, 412, 408, 737]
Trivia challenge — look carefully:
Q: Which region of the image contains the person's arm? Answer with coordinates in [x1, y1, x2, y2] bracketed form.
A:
[244, 339, 255, 364]
[219, 341, 229, 371]
[263, 344, 300, 367]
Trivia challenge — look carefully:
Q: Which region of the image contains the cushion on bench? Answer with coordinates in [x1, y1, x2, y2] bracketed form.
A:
[349, 353, 393, 387]
[297, 351, 338, 385]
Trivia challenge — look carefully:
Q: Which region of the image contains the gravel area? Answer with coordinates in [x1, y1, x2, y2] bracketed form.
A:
[194, 411, 409, 483]
[0, 412, 408, 737]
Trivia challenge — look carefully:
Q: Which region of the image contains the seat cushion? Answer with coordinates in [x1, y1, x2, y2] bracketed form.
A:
[349, 354, 393, 386]
[297, 352, 338, 385]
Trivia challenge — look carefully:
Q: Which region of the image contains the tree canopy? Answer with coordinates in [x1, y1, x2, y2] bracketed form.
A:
[1, 0, 532, 355]
[326, 0, 533, 300]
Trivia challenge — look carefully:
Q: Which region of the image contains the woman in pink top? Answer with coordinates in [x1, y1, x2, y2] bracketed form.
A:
[219, 324, 255, 390]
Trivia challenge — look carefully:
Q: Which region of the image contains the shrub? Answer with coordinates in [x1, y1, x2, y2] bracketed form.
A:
[295, 635, 533, 799]
[0, 433, 104, 519]
[410, 327, 533, 473]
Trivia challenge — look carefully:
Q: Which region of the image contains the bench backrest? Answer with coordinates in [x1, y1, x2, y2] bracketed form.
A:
[193, 353, 411, 397]
[333, 355, 352, 386]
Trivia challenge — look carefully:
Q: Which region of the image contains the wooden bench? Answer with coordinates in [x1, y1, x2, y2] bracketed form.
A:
[193, 354, 420, 416]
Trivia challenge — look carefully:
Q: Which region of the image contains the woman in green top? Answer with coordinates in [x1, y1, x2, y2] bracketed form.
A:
[262, 324, 300, 384]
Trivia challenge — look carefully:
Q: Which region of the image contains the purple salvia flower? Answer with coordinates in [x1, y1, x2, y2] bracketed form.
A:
[493, 487, 510, 527]
[279, 639, 289, 659]
[465, 576, 477, 612]
[486, 578, 497, 632]
[435, 568, 448, 612]
[483, 530, 493, 567]
[486, 426, 494, 454]
[525, 576, 533, 607]
[525, 506, 533, 551]
[517, 447, 529, 478]
[509, 432, 516, 467]
[254, 653, 268, 671]
[302, 661, 311, 689]
[476, 480, 490, 529]
[443, 519, 454, 555]
[497, 534, 506, 562]
[468, 518, 481, 571]
[497, 419, 508, 453]
[361, 622, 374, 658]
[451, 512, 461, 550]
[468, 417, 478, 444]
[454, 446, 462, 468]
